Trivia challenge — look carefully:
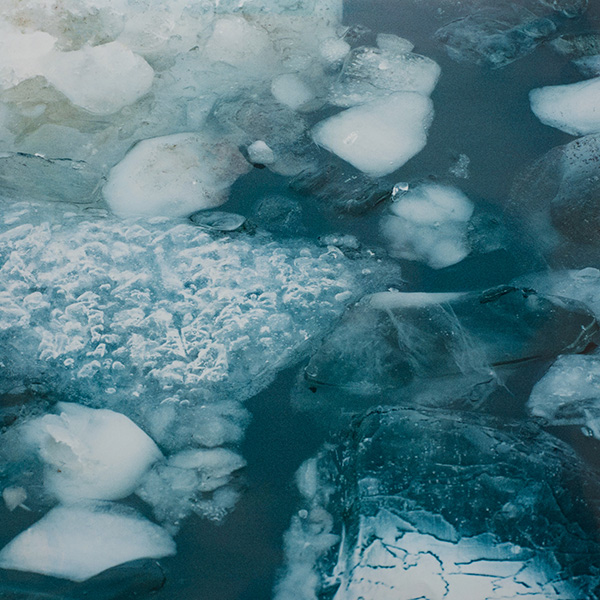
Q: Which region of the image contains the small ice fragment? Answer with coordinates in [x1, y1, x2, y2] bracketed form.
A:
[0, 503, 175, 582]
[391, 182, 410, 199]
[103, 132, 250, 218]
[530, 77, 600, 136]
[42, 42, 154, 115]
[2, 487, 27, 512]
[247, 140, 275, 165]
[319, 37, 351, 64]
[271, 74, 315, 111]
[376, 33, 414, 54]
[449, 153, 470, 179]
[311, 92, 434, 177]
[25, 402, 162, 503]
[189, 211, 247, 232]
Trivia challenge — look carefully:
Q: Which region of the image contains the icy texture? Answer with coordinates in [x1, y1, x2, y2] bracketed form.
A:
[381, 183, 474, 269]
[434, 0, 587, 68]
[103, 133, 250, 218]
[574, 55, 600, 77]
[311, 92, 434, 177]
[275, 408, 600, 599]
[328, 43, 440, 107]
[304, 287, 597, 396]
[23, 402, 162, 503]
[528, 354, 600, 437]
[0, 503, 175, 582]
[530, 77, 600, 136]
[247, 140, 275, 166]
[510, 134, 600, 262]
[271, 74, 316, 111]
[0, 200, 373, 523]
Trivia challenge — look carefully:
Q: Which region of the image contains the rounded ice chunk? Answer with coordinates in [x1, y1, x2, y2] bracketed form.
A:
[271, 73, 315, 111]
[0, 503, 175, 582]
[25, 402, 162, 503]
[530, 77, 600, 136]
[319, 37, 351, 64]
[103, 132, 250, 218]
[42, 42, 154, 115]
[247, 140, 276, 165]
[311, 92, 434, 177]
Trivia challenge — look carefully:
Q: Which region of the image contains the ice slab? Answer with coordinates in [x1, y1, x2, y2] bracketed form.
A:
[329, 45, 440, 107]
[24, 402, 162, 503]
[0, 503, 175, 582]
[311, 92, 434, 177]
[381, 183, 474, 269]
[530, 77, 600, 136]
[275, 408, 600, 599]
[103, 132, 250, 218]
[303, 286, 598, 396]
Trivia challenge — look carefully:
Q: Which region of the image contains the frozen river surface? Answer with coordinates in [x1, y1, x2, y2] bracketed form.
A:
[2, 0, 600, 598]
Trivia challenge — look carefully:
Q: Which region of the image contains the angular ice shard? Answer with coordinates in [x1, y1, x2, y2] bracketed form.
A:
[328, 44, 440, 107]
[42, 42, 154, 115]
[381, 183, 474, 269]
[510, 133, 600, 263]
[24, 402, 162, 503]
[304, 287, 597, 396]
[0, 503, 175, 582]
[311, 92, 434, 177]
[275, 409, 600, 599]
[528, 353, 600, 437]
[530, 78, 600, 136]
[103, 132, 250, 217]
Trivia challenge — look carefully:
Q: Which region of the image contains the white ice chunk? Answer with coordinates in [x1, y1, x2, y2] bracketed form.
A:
[0, 503, 175, 582]
[247, 140, 275, 165]
[311, 92, 433, 177]
[0, 25, 56, 89]
[271, 74, 315, 111]
[530, 77, 600, 136]
[381, 183, 474, 268]
[42, 42, 154, 115]
[319, 37, 351, 64]
[103, 132, 250, 218]
[25, 402, 162, 503]
[2, 487, 27, 512]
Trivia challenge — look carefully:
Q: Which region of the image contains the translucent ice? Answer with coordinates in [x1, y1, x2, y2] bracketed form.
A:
[530, 77, 600, 136]
[103, 132, 250, 218]
[0, 503, 175, 582]
[24, 402, 162, 503]
[381, 183, 474, 269]
[304, 287, 598, 396]
[311, 92, 434, 177]
[275, 408, 600, 599]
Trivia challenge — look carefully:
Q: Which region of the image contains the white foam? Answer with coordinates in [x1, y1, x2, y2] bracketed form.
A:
[103, 132, 250, 218]
[0, 503, 176, 582]
[530, 77, 600, 136]
[25, 402, 162, 503]
[311, 92, 434, 177]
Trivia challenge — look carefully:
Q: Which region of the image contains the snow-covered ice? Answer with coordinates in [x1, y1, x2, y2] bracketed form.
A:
[381, 183, 474, 269]
[23, 402, 162, 503]
[0, 503, 175, 582]
[311, 92, 434, 177]
[530, 78, 600, 136]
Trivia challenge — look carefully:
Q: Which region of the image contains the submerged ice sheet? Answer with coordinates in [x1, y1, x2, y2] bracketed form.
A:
[0, 503, 175, 582]
[303, 286, 597, 397]
[275, 408, 600, 599]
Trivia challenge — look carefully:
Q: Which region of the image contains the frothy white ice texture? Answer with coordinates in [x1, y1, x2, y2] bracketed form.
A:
[0, 503, 175, 582]
[530, 77, 600, 136]
[312, 92, 434, 177]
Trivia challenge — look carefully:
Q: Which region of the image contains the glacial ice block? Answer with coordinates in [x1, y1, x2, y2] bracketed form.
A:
[25, 403, 162, 503]
[42, 42, 154, 115]
[311, 92, 433, 177]
[103, 132, 251, 217]
[275, 408, 600, 600]
[0, 503, 175, 582]
[381, 183, 474, 269]
[530, 78, 600, 136]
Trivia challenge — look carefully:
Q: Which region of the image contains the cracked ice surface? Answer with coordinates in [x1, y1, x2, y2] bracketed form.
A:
[275, 408, 600, 600]
[0, 200, 370, 524]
